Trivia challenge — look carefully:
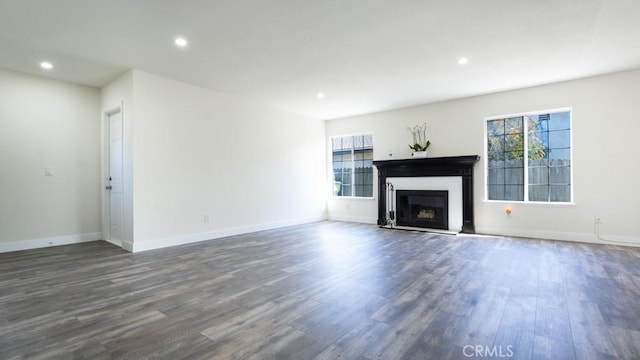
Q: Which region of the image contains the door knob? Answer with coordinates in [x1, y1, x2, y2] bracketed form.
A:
[105, 185, 113, 190]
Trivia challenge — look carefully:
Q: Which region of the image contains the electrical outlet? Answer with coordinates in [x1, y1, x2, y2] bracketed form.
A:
[203, 214, 211, 223]
[45, 167, 54, 176]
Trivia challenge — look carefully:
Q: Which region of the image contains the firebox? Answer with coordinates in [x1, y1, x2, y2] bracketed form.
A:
[396, 190, 449, 230]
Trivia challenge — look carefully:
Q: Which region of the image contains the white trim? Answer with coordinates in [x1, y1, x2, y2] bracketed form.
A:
[101, 109, 112, 244]
[104, 106, 122, 116]
[330, 196, 376, 200]
[484, 107, 573, 121]
[0, 233, 103, 253]
[121, 241, 134, 252]
[328, 215, 378, 224]
[130, 216, 326, 253]
[476, 226, 640, 248]
[482, 199, 575, 207]
[523, 113, 529, 202]
[329, 131, 374, 141]
[102, 104, 126, 250]
[104, 238, 122, 247]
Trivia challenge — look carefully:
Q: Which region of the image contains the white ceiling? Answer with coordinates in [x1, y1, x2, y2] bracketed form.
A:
[1, 0, 639, 120]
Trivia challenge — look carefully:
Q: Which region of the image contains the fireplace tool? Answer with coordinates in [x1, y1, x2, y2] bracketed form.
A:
[385, 182, 396, 227]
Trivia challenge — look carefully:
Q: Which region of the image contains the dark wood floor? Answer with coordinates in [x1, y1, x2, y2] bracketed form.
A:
[2, 221, 640, 359]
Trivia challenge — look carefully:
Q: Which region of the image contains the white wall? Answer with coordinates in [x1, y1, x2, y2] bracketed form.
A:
[326, 69, 640, 246]
[130, 70, 326, 251]
[0, 68, 102, 252]
[100, 70, 135, 250]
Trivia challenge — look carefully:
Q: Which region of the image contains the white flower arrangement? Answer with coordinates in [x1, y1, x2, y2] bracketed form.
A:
[407, 122, 431, 152]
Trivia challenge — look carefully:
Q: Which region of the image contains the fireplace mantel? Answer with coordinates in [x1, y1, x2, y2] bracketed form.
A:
[373, 155, 480, 233]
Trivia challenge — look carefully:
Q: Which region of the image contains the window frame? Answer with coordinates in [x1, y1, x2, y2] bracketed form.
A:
[483, 107, 574, 205]
[330, 132, 374, 199]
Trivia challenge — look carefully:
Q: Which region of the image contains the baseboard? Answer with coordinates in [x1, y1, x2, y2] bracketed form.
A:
[121, 241, 134, 252]
[327, 215, 378, 225]
[475, 226, 640, 248]
[104, 238, 122, 247]
[131, 215, 327, 253]
[0, 232, 103, 253]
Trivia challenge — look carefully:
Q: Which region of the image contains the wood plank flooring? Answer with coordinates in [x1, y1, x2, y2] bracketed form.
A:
[2, 221, 640, 359]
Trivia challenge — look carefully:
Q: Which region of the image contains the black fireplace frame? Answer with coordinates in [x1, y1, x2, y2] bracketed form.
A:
[373, 155, 480, 233]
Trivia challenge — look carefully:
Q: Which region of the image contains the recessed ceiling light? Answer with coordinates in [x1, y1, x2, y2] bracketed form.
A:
[458, 57, 469, 65]
[317, 92, 325, 99]
[175, 37, 188, 47]
[40, 61, 53, 70]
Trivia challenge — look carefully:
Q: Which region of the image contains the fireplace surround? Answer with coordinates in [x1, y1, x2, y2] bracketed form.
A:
[373, 155, 480, 233]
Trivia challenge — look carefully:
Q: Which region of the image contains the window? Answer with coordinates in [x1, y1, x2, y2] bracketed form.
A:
[485, 109, 572, 203]
[332, 133, 374, 197]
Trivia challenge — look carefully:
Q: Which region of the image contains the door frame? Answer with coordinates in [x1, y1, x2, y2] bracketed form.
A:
[102, 105, 123, 248]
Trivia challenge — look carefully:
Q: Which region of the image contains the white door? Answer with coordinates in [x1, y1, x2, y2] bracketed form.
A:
[108, 111, 124, 243]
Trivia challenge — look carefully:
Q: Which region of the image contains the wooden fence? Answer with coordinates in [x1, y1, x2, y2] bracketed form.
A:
[488, 159, 570, 202]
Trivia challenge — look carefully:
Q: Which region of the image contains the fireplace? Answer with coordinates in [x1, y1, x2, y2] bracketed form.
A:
[396, 190, 448, 230]
[373, 155, 480, 233]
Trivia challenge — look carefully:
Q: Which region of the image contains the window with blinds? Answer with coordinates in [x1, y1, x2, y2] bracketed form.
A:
[331, 133, 374, 197]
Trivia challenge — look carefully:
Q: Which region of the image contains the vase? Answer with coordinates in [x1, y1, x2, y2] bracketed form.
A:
[412, 151, 427, 158]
